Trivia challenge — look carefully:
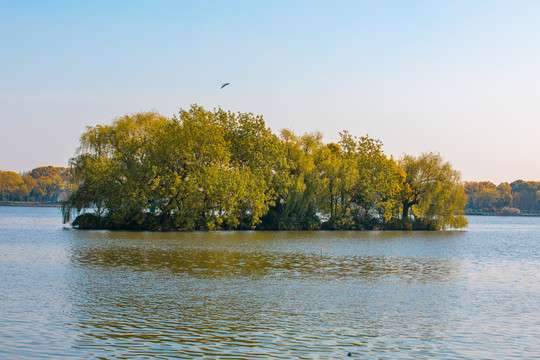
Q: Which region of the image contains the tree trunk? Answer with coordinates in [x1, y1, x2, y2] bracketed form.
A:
[402, 202, 410, 220]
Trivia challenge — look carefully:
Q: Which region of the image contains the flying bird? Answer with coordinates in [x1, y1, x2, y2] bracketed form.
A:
[220, 82, 230, 89]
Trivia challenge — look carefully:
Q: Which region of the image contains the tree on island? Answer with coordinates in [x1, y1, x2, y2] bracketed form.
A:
[61, 105, 468, 231]
[399, 152, 468, 230]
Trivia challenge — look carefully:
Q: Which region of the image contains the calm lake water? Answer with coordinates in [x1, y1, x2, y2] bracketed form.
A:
[1, 207, 539, 359]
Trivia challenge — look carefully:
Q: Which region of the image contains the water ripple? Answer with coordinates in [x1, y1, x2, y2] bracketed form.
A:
[2, 209, 540, 359]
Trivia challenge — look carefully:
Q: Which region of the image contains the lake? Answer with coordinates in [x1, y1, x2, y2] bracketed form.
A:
[0, 206, 539, 359]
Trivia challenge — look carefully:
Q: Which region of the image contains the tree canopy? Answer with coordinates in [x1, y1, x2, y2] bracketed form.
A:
[0, 166, 68, 203]
[399, 152, 468, 229]
[465, 180, 540, 214]
[61, 105, 468, 231]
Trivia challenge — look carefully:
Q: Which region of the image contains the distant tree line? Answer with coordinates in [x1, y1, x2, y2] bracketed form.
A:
[0, 166, 69, 203]
[61, 105, 468, 231]
[464, 181, 540, 214]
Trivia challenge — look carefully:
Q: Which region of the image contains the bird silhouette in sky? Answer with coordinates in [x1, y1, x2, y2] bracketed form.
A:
[220, 82, 230, 89]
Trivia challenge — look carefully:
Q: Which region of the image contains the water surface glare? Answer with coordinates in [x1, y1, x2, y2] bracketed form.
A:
[1, 207, 539, 359]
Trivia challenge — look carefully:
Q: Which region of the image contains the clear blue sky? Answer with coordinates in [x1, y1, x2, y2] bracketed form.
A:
[1, 0, 539, 184]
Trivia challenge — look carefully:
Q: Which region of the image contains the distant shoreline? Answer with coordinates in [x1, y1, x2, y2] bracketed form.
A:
[0, 202, 59, 207]
[466, 212, 540, 217]
[2, 202, 539, 217]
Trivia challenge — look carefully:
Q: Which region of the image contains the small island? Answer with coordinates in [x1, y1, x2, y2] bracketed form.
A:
[58, 105, 468, 231]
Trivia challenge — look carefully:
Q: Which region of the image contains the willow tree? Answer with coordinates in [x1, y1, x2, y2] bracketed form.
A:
[399, 152, 467, 229]
[260, 130, 323, 230]
[339, 131, 404, 228]
[62, 112, 170, 227]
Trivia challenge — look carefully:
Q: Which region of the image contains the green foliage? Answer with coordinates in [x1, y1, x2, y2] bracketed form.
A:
[61, 105, 468, 231]
[63, 106, 287, 230]
[399, 152, 468, 230]
[339, 131, 404, 228]
[260, 130, 323, 230]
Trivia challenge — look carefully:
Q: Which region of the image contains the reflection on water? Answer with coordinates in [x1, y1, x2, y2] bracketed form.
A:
[1, 207, 540, 359]
[66, 232, 461, 359]
[69, 243, 459, 282]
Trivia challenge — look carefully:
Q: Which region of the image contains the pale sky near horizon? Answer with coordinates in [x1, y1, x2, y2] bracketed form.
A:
[1, 0, 539, 184]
